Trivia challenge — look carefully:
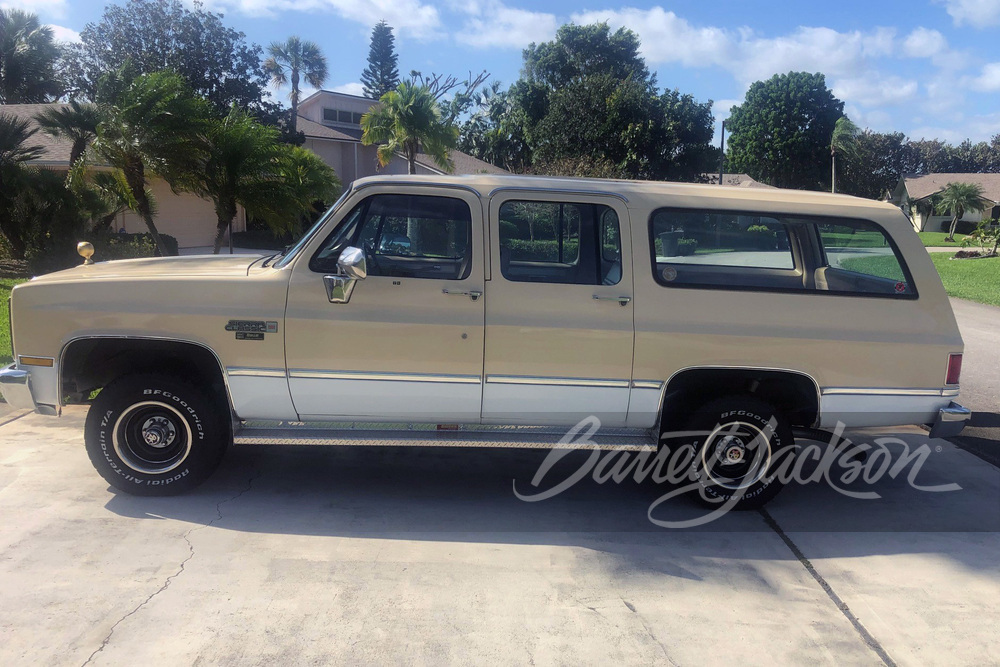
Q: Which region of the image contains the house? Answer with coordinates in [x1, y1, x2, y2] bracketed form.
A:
[700, 173, 776, 189]
[1, 93, 506, 249]
[296, 90, 507, 181]
[890, 173, 1000, 232]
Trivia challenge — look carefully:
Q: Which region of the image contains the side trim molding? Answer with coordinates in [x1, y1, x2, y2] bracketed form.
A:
[288, 369, 482, 384]
[227, 367, 287, 378]
[487, 375, 630, 388]
[821, 387, 958, 397]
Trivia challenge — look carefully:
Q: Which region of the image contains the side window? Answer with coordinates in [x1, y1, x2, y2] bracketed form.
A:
[310, 194, 473, 280]
[498, 200, 622, 285]
[816, 220, 914, 296]
[651, 210, 794, 269]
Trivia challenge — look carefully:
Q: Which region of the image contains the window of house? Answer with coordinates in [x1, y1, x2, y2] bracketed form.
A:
[311, 194, 473, 280]
[322, 108, 337, 122]
[498, 200, 622, 285]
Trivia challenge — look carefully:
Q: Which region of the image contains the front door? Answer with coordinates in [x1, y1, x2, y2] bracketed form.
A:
[482, 192, 634, 427]
[284, 186, 485, 422]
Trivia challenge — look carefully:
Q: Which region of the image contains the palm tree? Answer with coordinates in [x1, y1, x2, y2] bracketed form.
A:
[35, 100, 100, 168]
[361, 81, 458, 175]
[830, 116, 860, 194]
[184, 107, 340, 254]
[263, 36, 328, 136]
[0, 9, 61, 104]
[92, 66, 211, 257]
[0, 112, 44, 257]
[935, 182, 989, 242]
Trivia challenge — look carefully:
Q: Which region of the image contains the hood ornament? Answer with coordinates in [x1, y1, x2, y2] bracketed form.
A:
[77, 241, 95, 265]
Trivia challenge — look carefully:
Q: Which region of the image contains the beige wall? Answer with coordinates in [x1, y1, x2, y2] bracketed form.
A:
[117, 179, 245, 249]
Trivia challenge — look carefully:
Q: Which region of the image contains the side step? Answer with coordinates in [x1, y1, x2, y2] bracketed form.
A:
[235, 422, 657, 450]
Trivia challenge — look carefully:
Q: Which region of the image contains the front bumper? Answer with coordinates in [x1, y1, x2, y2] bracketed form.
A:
[0, 364, 38, 412]
[928, 401, 972, 439]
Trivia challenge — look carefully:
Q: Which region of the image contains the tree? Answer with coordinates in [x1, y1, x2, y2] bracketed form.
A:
[361, 21, 399, 100]
[361, 81, 458, 174]
[59, 0, 268, 114]
[522, 22, 652, 91]
[0, 113, 44, 257]
[726, 72, 844, 190]
[264, 36, 327, 136]
[35, 101, 100, 168]
[837, 130, 920, 200]
[935, 182, 989, 241]
[92, 66, 211, 257]
[830, 116, 860, 194]
[0, 9, 61, 104]
[182, 107, 341, 253]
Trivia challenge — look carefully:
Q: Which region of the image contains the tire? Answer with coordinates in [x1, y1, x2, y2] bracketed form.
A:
[84, 374, 231, 495]
[681, 396, 796, 510]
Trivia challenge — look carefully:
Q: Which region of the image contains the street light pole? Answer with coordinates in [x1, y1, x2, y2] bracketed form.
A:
[718, 120, 726, 185]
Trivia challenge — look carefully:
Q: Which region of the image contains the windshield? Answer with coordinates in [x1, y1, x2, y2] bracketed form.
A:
[273, 185, 354, 269]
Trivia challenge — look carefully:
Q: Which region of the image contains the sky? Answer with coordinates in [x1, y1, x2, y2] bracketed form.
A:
[8, 0, 1000, 144]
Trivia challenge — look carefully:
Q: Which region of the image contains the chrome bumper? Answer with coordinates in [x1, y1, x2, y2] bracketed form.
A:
[0, 364, 38, 412]
[928, 401, 972, 439]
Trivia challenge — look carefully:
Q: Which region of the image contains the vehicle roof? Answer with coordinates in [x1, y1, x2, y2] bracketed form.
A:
[350, 173, 901, 215]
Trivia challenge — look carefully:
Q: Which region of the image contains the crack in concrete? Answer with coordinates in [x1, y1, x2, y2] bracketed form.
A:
[80, 467, 261, 667]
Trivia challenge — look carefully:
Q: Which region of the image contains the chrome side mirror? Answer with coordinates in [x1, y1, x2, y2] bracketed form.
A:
[337, 246, 367, 280]
[324, 246, 367, 304]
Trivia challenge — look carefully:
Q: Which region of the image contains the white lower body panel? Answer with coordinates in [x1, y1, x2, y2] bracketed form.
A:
[819, 391, 954, 428]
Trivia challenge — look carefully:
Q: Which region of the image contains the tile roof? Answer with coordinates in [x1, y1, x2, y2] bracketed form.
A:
[415, 150, 508, 175]
[0, 103, 73, 165]
[901, 173, 1000, 202]
[296, 116, 363, 141]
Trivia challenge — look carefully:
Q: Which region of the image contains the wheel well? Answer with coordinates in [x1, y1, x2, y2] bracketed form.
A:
[661, 368, 819, 431]
[61, 338, 230, 412]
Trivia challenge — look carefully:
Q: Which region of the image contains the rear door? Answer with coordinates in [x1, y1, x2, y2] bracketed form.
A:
[481, 192, 634, 427]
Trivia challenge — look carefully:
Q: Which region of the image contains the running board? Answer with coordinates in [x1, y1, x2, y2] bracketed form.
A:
[234, 422, 657, 450]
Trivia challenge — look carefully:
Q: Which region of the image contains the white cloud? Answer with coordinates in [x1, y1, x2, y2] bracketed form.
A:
[972, 62, 1000, 91]
[937, 0, 1000, 27]
[210, 0, 441, 39]
[569, 8, 899, 87]
[47, 24, 80, 43]
[0, 0, 66, 19]
[331, 82, 365, 97]
[832, 73, 919, 108]
[456, 1, 558, 49]
[910, 112, 1000, 142]
[902, 27, 946, 58]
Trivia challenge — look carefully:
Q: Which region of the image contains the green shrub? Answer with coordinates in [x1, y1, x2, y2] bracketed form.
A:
[503, 239, 580, 261]
[231, 229, 297, 250]
[677, 238, 698, 256]
[26, 232, 179, 275]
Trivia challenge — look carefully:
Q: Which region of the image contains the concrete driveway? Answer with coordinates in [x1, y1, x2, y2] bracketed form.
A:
[1, 403, 998, 666]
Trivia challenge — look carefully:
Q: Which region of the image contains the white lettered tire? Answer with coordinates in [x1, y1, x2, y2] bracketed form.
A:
[84, 374, 230, 495]
[684, 396, 796, 509]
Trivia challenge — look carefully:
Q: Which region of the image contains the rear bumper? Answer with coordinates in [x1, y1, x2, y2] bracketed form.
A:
[928, 402, 972, 439]
[0, 364, 38, 412]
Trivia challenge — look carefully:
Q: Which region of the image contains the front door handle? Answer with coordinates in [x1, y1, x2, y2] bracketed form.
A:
[593, 295, 631, 306]
[442, 288, 482, 302]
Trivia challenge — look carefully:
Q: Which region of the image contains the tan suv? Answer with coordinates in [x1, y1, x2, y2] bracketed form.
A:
[0, 174, 971, 506]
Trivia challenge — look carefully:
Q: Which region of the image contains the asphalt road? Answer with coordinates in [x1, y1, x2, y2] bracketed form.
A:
[951, 298, 1000, 467]
[1, 405, 998, 665]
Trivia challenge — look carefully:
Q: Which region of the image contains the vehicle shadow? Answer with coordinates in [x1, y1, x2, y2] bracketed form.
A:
[103, 436, 1000, 570]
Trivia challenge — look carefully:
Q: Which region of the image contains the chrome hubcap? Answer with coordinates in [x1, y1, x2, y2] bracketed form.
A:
[141, 416, 176, 448]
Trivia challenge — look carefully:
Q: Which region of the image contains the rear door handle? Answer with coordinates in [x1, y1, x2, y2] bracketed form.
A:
[593, 295, 631, 306]
[443, 288, 482, 302]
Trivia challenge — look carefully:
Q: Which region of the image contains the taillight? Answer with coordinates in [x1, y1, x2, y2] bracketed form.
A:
[946, 353, 963, 385]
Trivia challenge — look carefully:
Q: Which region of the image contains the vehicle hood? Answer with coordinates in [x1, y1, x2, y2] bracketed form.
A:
[24, 254, 268, 284]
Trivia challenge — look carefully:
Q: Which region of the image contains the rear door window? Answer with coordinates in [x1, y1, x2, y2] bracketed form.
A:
[815, 221, 914, 296]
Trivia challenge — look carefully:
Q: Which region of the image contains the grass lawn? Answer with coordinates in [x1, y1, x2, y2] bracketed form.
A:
[918, 231, 969, 247]
[1, 278, 26, 366]
[930, 253, 1000, 307]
